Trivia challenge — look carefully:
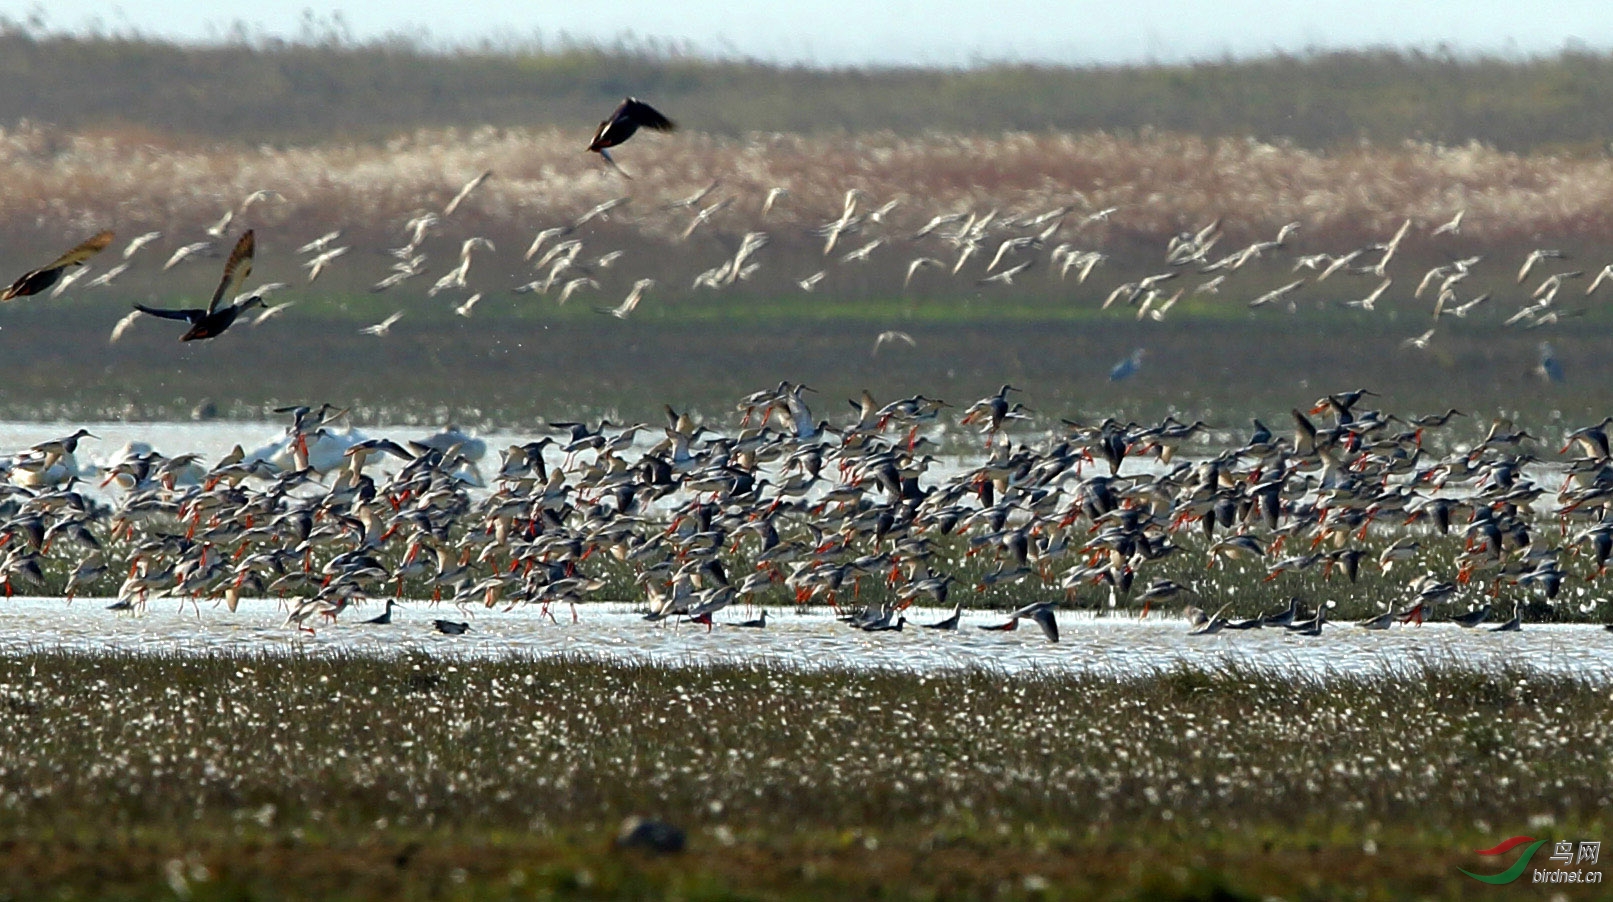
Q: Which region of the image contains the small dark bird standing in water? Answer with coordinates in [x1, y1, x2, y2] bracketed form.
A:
[132, 230, 265, 341]
[362, 599, 397, 624]
[433, 619, 470, 635]
[587, 97, 675, 177]
[3, 230, 114, 301]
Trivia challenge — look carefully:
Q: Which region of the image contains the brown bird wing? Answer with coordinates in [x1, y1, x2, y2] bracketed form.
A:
[207, 230, 254, 314]
[41, 230, 115, 271]
[5, 230, 116, 300]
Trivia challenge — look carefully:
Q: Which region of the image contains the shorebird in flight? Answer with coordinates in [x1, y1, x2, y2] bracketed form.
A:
[598, 279, 654, 319]
[761, 187, 788, 218]
[1430, 209, 1465, 236]
[587, 97, 675, 176]
[360, 311, 405, 337]
[904, 257, 945, 288]
[122, 231, 162, 260]
[557, 277, 600, 305]
[1400, 327, 1436, 351]
[573, 196, 630, 230]
[85, 262, 131, 289]
[48, 264, 94, 299]
[162, 241, 214, 271]
[1248, 278, 1306, 311]
[1587, 263, 1613, 295]
[1518, 248, 1566, 284]
[443, 170, 493, 216]
[977, 259, 1031, 286]
[297, 230, 343, 255]
[251, 301, 295, 326]
[3, 230, 114, 301]
[872, 330, 916, 356]
[108, 309, 142, 344]
[525, 227, 572, 262]
[302, 246, 349, 283]
[131, 231, 265, 341]
[977, 601, 1059, 642]
[1345, 277, 1392, 311]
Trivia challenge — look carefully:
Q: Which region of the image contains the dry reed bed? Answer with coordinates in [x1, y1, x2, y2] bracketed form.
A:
[3, 123, 1613, 257]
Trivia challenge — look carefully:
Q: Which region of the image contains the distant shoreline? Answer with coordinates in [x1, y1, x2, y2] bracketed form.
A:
[4, 34, 1613, 151]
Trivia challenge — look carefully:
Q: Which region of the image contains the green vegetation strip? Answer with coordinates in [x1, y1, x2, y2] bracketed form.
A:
[0, 650, 1605, 899]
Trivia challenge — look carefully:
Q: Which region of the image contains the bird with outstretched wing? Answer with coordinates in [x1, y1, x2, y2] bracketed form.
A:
[131, 231, 268, 341]
[3, 230, 114, 301]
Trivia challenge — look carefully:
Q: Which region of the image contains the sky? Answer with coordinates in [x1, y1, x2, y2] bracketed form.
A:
[14, 0, 1613, 67]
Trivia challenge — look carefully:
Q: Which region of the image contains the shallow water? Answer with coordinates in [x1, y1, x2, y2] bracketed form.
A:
[1, 420, 325, 464]
[0, 418, 1149, 505]
[1, 596, 1608, 679]
[0, 419, 504, 482]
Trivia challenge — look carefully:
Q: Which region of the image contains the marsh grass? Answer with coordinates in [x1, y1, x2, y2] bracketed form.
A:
[9, 34, 1613, 153]
[6, 120, 1613, 262]
[0, 650, 1605, 898]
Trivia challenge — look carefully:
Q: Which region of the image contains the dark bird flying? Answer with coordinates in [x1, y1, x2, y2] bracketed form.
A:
[587, 97, 675, 176]
[132, 230, 265, 341]
[3, 230, 114, 301]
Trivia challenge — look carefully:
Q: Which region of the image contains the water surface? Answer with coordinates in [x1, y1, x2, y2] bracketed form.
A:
[2, 597, 1607, 679]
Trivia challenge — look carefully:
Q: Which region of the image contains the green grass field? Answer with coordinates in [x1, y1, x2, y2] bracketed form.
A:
[0, 651, 1605, 899]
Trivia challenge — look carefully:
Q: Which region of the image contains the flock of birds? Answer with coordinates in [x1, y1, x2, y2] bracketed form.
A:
[0, 95, 1602, 380]
[0, 378, 1611, 640]
[1, 96, 1611, 641]
[0, 98, 682, 343]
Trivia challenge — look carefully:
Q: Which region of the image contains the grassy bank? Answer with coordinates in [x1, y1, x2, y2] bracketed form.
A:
[0, 650, 1606, 898]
